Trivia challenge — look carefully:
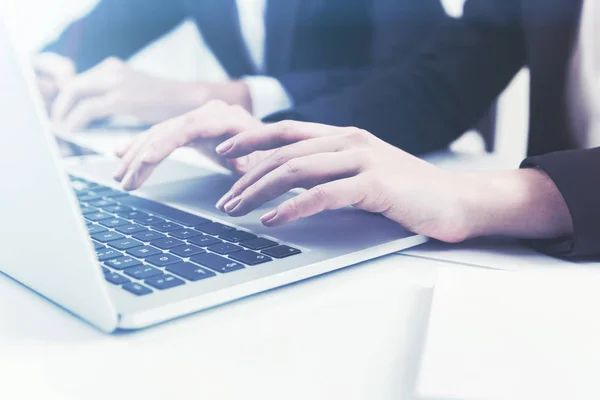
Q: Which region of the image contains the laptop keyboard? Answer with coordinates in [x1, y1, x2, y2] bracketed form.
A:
[69, 175, 301, 296]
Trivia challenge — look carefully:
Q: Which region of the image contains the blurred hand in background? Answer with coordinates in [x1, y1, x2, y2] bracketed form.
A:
[35, 55, 252, 134]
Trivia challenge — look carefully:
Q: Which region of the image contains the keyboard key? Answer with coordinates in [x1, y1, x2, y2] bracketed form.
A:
[92, 231, 125, 243]
[219, 230, 257, 243]
[207, 242, 243, 255]
[118, 195, 212, 226]
[240, 237, 278, 250]
[152, 221, 183, 232]
[105, 205, 132, 214]
[96, 248, 121, 261]
[188, 235, 222, 247]
[105, 256, 141, 270]
[195, 222, 233, 236]
[229, 250, 272, 266]
[150, 237, 184, 250]
[101, 189, 130, 199]
[85, 212, 114, 222]
[87, 225, 107, 235]
[166, 262, 216, 281]
[78, 192, 105, 202]
[132, 231, 166, 242]
[262, 245, 302, 259]
[105, 272, 131, 285]
[92, 241, 105, 250]
[89, 199, 118, 208]
[79, 206, 98, 215]
[108, 238, 144, 250]
[122, 282, 153, 296]
[102, 266, 110, 274]
[145, 274, 185, 290]
[124, 265, 163, 279]
[87, 184, 112, 193]
[170, 229, 202, 240]
[146, 253, 182, 267]
[170, 244, 205, 258]
[190, 253, 245, 274]
[118, 210, 148, 220]
[134, 216, 165, 226]
[115, 224, 147, 235]
[126, 246, 162, 258]
[99, 217, 130, 228]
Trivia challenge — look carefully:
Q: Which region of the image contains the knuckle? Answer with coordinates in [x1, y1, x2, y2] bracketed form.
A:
[311, 185, 329, 204]
[344, 127, 371, 145]
[204, 99, 228, 111]
[354, 148, 376, 166]
[284, 159, 301, 174]
[103, 57, 123, 69]
[286, 197, 300, 216]
[181, 110, 200, 127]
[230, 104, 246, 114]
[276, 120, 298, 138]
[271, 148, 290, 166]
[234, 174, 251, 192]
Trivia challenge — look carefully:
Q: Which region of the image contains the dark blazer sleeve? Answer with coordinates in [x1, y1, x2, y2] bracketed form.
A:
[42, 0, 187, 72]
[275, 0, 447, 104]
[521, 148, 600, 258]
[266, 0, 527, 155]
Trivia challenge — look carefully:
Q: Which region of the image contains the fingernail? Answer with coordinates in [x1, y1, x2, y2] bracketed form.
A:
[224, 196, 242, 213]
[216, 192, 233, 210]
[122, 171, 137, 191]
[260, 209, 278, 225]
[114, 165, 127, 181]
[216, 140, 233, 155]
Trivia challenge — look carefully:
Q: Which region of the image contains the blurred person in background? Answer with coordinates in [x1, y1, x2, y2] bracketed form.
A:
[113, 0, 600, 259]
[35, 0, 445, 138]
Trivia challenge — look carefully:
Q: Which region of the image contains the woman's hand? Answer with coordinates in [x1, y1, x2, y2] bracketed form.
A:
[48, 57, 252, 133]
[113, 100, 269, 189]
[34, 53, 76, 111]
[213, 120, 574, 243]
[214, 121, 476, 243]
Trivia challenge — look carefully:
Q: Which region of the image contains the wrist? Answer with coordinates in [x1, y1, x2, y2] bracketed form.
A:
[460, 169, 573, 240]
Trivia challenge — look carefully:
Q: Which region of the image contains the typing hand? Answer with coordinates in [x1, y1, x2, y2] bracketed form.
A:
[34, 53, 76, 111]
[49, 57, 253, 133]
[214, 121, 475, 243]
[114, 100, 269, 189]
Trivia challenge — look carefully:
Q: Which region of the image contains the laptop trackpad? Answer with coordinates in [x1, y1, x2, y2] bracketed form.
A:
[138, 174, 409, 251]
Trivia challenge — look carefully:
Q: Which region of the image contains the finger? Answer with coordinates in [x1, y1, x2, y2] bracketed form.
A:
[114, 133, 150, 182]
[34, 53, 75, 85]
[223, 152, 362, 217]
[119, 119, 190, 190]
[50, 66, 115, 125]
[216, 136, 346, 209]
[114, 135, 138, 158]
[37, 76, 58, 96]
[119, 105, 261, 190]
[62, 95, 118, 132]
[259, 177, 366, 227]
[216, 120, 350, 158]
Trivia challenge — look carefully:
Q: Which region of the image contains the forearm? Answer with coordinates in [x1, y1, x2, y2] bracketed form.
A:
[462, 169, 573, 240]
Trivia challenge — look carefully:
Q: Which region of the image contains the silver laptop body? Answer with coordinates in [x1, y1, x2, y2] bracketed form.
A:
[0, 19, 427, 332]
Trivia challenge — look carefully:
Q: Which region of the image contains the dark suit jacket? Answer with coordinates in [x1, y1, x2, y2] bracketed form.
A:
[271, 0, 599, 258]
[43, 0, 445, 106]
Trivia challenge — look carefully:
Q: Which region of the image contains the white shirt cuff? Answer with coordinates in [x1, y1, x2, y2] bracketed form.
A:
[243, 75, 294, 119]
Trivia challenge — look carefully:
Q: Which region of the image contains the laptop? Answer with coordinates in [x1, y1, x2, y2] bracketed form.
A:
[0, 19, 428, 332]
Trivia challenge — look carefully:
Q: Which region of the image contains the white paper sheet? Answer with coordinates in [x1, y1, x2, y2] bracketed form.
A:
[417, 268, 600, 400]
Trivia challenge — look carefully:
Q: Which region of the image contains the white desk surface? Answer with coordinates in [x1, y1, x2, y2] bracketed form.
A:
[6, 130, 592, 399]
[0, 253, 438, 400]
